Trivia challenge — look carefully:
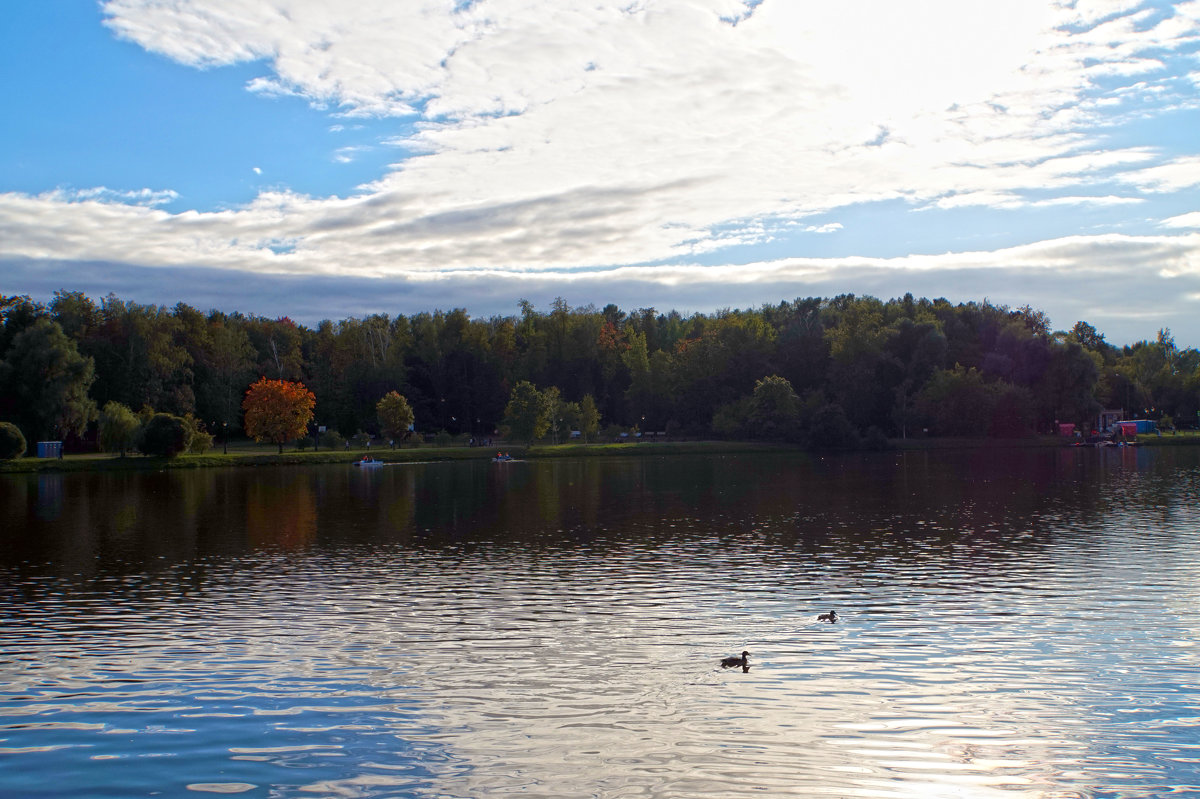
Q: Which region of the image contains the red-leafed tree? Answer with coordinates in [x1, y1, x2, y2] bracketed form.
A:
[242, 377, 316, 453]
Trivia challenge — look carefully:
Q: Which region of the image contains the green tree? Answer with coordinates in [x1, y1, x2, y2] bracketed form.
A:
[203, 321, 256, 431]
[503, 380, 549, 446]
[0, 318, 97, 443]
[807, 403, 861, 450]
[578, 394, 601, 443]
[749, 375, 800, 438]
[1, 295, 48, 355]
[916, 364, 1036, 438]
[712, 396, 752, 439]
[92, 297, 195, 415]
[376, 391, 415, 442]
[915, 365, 993, 437]
[543, 385, 566, 444]
[1035, 342, 1100, 429]
[560, 400, 582, 440]
[98, 401, 140, 456]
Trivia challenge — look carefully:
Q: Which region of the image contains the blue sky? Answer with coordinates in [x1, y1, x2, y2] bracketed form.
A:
[2, 3, 401, 209]
[2, 0, 1199, 345]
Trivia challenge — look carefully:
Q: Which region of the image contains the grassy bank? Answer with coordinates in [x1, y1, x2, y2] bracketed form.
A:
[1132, 430, 1200, 446]
[4, 433, 1198, 474]
[890, 436, 1065, 450]
[0, 439, 796, 473]
[526, 440, 788, 458]
[0, 439, 758, 470]
[0, 445, 498, 474]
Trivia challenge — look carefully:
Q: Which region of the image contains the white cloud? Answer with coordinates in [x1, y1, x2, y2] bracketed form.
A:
[1030, 195, 1145, 208]
[1116, 156, 1200, 193]
[5, 184, 1198, 285]
[40, 186, 179, 207]
[332, 145, 371, 164]
[82, 0, 1200, 272]
[1162, 211, 1200, 229]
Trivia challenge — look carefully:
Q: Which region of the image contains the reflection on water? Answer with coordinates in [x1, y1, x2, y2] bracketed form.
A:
[2, 447, 1200, 798]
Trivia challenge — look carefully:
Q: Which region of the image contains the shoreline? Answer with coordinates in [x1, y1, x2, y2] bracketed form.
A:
[2, 434, 1196, 474]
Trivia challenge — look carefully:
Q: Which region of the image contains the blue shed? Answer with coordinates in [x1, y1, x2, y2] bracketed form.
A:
[36, 441, 62, 458]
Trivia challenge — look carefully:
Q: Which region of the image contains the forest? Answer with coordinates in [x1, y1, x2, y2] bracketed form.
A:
[1, 290, 1198, 453]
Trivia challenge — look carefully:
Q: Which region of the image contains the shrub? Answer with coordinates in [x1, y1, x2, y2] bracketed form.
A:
[188, 429, 214, 454]
[180, 414, 213, 454]
[319, 430, 345, 450]
[294, 436, 312, 451]
[0, 422, 26, 460]
[139, 413, 192, 458]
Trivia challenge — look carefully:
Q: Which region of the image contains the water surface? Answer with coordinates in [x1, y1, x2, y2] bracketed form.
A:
[3, 447, 1199, 797]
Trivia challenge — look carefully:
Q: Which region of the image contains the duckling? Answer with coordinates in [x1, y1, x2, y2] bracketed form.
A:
[817, 610, 838, 623]
[720, 651, 750, 669]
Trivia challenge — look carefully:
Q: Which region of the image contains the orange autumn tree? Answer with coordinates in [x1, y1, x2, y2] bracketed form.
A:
[241, 377, 316, 453]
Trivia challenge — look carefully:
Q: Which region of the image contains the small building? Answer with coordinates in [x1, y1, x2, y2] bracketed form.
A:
[1115, 420, 1157, 437]
[36, 441, 62, 458]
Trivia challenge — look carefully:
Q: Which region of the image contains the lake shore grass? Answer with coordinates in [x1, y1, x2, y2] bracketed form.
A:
[3, 432, 1197, 473]
[0, 439, 791, 473]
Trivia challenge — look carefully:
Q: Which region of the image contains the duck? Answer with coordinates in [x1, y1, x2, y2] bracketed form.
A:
[817, 610, 838, 623]
[720, 651, 750, 669]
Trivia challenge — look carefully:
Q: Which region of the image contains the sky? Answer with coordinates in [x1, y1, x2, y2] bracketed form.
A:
[2, 0, 1199, 346]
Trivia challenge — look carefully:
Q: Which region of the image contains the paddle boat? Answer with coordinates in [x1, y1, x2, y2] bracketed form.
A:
[354, 456, 385, 467]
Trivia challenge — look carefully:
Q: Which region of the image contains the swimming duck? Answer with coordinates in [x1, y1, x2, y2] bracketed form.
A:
[720, 651, 750, 668]
[817, 610, 838, 623]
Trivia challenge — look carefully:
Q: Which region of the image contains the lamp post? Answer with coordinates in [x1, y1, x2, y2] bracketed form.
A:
[222, 421, 228, 455]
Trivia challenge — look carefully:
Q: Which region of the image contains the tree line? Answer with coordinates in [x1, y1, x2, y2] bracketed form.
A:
[1, 290, 1197, 455]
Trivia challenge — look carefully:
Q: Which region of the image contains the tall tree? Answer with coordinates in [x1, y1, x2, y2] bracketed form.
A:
[503, 380, 549, 446]
[376, 391, 415, 443]
[543, 385, 566, 444]
[0, 318, 97, 445]
[203, 322, 256, 431]
[578, 394, 601, 443]
[242, 377, 316, 453]
[749, 375, 800, 438]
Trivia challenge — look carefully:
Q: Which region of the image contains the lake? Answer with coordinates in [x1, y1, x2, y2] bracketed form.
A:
[2, 447, 1200, 798]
